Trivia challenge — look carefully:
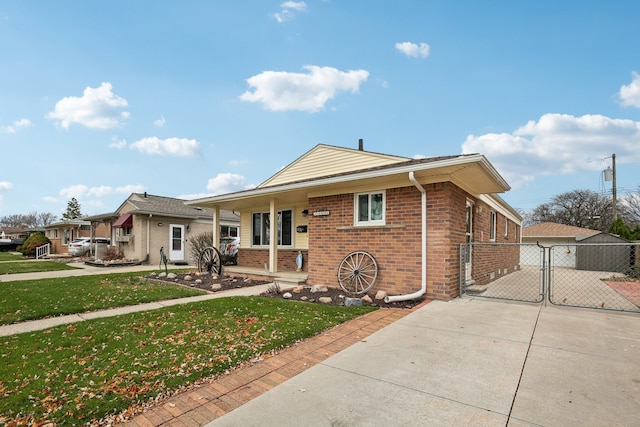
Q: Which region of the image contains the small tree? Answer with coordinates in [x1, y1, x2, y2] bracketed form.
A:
[189, 231, 213, 264]
[62, 198, 83, 220]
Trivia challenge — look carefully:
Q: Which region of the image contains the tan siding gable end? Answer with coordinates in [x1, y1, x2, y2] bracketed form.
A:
[259, 144, 408, 188]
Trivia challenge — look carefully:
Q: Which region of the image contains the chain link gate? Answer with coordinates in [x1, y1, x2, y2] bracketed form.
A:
[460, 242, 640, 313]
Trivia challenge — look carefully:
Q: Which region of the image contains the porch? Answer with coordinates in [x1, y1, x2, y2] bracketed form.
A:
[223, 265, 308, 288]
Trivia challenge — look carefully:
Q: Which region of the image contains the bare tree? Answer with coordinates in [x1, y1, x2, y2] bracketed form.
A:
[529, 189, 613, 231]
[620, 186, 640, 227]
[37, 212, 58, 226]
[1, 212, 58, 227]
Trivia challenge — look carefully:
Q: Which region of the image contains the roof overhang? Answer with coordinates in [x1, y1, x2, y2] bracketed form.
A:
[187, 154, 510, 211]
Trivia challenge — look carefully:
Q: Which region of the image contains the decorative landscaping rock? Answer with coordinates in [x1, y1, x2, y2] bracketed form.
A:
[293, 286, 304, 293]
[195, 279, 203, 285]
[283, 292, 293, 299]
[374, 290, 387, 300]
[211, 283, 222, 291]
[361, 295, 373, 304]
[167, 273, 177, 279]
[158, 272, 167, 278]
[310, 285, 328, 293]
[319, 297, 333, 304]
[183, 275, 193, 281]
[345, 297, 362, 307]
[300, 296, 308, 301]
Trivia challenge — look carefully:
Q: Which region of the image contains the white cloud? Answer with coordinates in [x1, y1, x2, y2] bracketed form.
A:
[395, 41, 430, 58]
[619, 71, 640, 108]
[130, 136, 201, 157]
[154, 115, 166, 127]
[461, 113, 640, 188]
[59, 183, 145, 199]
[0, 118, 33, 134]
[206, 173, 254, 195]
[46, 82, 130, 129]
[42, 196, 58, 204]
[240, 65, 369, 112]
[109, 136, 127, 149]
[274, 1, 307, 23]
[0, 181, 12, 191]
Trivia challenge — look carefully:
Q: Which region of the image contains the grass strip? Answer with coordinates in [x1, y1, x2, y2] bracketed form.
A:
[0, 252, 25, 262]
[0, 296, 376, 425]
[0, 272, 205, 325]
[0, 261, 79, 275]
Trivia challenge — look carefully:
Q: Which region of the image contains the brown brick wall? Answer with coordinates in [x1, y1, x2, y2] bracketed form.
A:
[238, 249, 308, 272]
[468, 204, 521, 287]
[238, 182, 520, 301]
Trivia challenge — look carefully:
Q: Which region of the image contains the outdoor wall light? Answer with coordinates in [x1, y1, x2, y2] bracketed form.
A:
[157, 222, 163, 227]
[301, 209, 309, 217]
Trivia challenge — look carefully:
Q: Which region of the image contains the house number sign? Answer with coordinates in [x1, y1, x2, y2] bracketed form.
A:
[313, 210, 330, 217]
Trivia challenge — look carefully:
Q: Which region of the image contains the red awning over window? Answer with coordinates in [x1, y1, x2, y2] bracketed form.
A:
[112, 213, 133, 228]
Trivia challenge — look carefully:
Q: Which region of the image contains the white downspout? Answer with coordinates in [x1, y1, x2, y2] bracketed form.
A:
[385, 171, 427, 303]
[147, 214, 152, 263]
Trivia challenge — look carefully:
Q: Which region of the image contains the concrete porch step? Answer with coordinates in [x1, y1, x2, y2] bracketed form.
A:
[465, 284, 488, 294]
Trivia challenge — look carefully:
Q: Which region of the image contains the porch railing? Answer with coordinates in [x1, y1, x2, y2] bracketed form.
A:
[36, 243, 50, 259]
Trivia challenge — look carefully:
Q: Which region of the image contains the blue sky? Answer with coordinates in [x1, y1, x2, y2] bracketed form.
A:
[1, 1, 639, 219]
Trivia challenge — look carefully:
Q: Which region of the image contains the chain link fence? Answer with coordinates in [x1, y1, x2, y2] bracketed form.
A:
[460, 242, 640, 313]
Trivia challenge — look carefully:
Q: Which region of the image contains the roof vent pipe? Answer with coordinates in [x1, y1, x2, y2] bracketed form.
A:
[358, 138, 364, 151]
[385, 171, 427, 303]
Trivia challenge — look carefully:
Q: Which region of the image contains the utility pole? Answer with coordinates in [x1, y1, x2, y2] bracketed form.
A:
[604, 153, 618, 221]
[612, 153, 617, 221]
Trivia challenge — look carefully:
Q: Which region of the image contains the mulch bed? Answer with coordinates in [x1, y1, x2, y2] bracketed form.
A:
[147, 271, 425, 309]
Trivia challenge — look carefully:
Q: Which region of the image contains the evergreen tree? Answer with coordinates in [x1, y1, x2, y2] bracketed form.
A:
[62, 198, 83, 220]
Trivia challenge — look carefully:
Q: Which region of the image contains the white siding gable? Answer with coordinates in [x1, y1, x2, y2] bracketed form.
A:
[259, 144, 407, 188]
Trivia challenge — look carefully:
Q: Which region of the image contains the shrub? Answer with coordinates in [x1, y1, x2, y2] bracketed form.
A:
[189, 231, 213, 264]
[102, 246, 125, 261]
[19, 232, 50, 257]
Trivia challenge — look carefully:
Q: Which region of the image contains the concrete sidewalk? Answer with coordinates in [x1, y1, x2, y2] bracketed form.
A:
[200, 298, 639, 427]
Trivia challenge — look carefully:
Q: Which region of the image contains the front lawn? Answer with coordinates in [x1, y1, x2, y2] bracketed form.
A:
[0, 260, 79, 275]
[0, 252, 24, 261]
[0, 272, 205, 325]
[0, 296, 375, 425]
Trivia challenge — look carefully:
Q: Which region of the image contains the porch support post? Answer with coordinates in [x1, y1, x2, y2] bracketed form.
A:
[269, 198, 278, 273]
[211, 206, 220, 248]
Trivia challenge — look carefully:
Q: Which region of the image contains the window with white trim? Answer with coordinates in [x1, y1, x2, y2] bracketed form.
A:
[355, 191, 386, 226]
[252, 209, 292, 246]
[489, 211, 497, 241]
[504, 218, 509, 237]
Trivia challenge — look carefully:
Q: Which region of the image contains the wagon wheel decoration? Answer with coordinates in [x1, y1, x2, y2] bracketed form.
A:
[198, 246, 223, 275]
[337, 251, 378, 295]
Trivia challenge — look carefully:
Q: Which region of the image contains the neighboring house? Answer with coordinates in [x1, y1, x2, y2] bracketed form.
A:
[520, 222, 600, 267]
[85, 193, 240, 265]
[187, 144, 521, 301]
[45, 219, 108, 255]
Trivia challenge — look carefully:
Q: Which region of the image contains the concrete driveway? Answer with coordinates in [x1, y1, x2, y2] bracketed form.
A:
[206, 298, 640, 427]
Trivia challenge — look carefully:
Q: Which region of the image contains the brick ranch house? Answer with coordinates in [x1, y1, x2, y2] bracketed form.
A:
[188, 144, 521, 301]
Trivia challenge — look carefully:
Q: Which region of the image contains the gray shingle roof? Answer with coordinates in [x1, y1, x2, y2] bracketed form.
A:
[124, 193, 214, 219]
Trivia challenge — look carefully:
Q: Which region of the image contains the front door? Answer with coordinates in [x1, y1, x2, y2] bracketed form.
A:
[465, 201, 473, 282]
[169, 224, 185, 261]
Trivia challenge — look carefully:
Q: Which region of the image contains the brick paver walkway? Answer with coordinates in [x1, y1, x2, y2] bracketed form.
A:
[121, 302, 428, 426]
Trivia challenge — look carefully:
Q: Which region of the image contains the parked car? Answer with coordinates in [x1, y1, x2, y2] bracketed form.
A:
[220, 236, 239, 265]
[68, 237, 110, 256]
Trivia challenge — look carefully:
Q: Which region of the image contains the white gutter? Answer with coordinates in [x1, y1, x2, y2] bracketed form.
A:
[186, 154, 507, 207]
[385, 171, 427, 303]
